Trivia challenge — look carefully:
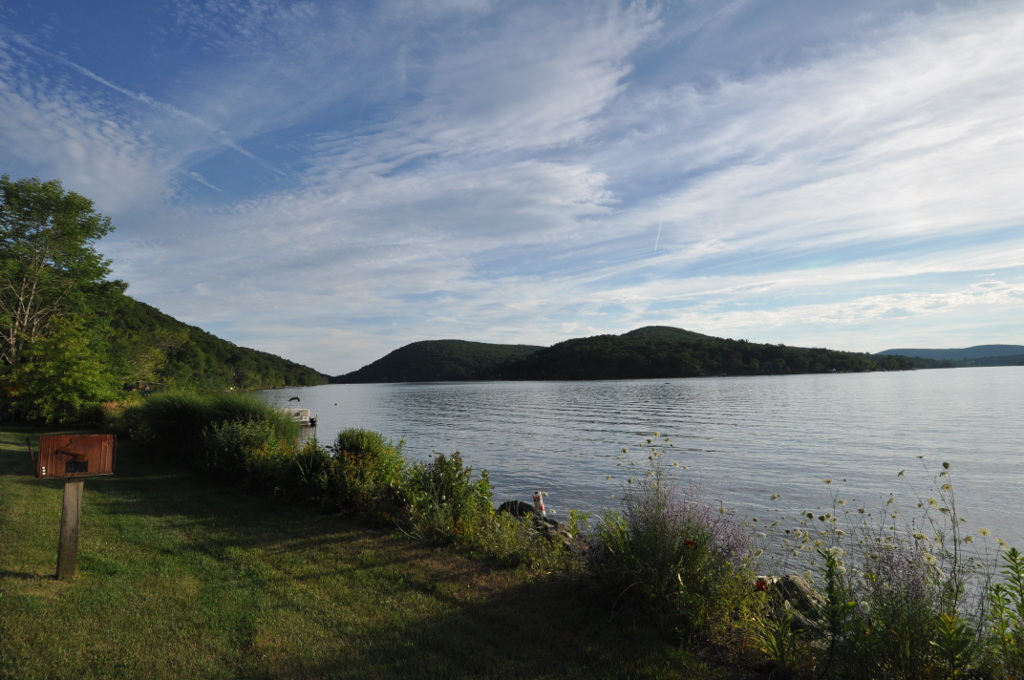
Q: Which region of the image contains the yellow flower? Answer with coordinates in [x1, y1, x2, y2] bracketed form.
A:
[978, 528, 992, 537]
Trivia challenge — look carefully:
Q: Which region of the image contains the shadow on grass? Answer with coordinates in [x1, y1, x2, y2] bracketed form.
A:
[4, 435, 743, 679]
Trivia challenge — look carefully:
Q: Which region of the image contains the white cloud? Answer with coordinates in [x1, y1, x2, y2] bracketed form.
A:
[4, 2, 1024, 373]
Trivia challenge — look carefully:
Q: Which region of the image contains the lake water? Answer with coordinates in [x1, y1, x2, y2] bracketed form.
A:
[256, 367, 1024, 551]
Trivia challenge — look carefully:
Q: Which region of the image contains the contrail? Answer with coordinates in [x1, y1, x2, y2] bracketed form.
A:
[12, 33, 283, 175]
[654, 221, 663, 252]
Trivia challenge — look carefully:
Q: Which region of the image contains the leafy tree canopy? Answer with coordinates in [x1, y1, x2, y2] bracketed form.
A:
[1, 174, 121, 368]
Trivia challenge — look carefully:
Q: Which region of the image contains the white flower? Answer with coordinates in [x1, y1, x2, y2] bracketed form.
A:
[979, 528, 992, 537]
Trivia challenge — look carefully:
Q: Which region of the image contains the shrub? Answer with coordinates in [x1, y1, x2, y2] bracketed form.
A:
[404, 451, 493, 546]
[986, 547, 1024, 677]
[201, 419, 291, 483]
[128, 392, 211, 461]
[125, 391, 298, 465]
[330, 428, 406, 521]
[762, 462, 997, 679]
[587, 441, 758, 642]
[206, 393, 298, 440]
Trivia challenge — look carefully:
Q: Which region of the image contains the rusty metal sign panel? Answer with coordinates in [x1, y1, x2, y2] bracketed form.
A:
[34, 434, 116, 479]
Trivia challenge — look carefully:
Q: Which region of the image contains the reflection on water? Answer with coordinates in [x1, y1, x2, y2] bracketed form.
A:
[258, 367, 1024, 550]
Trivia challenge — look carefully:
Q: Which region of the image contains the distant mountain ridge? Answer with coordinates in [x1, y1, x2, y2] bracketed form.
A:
[333, 326, 941, 383]
[878, 345, 1024, 362]
[332, 339, 542, 383]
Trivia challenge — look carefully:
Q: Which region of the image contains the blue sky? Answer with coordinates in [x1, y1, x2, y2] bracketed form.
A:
[2, 1, 1022, 375]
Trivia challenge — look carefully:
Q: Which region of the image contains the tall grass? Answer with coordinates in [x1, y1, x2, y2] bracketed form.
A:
[122, 392, 297, 464]
[586, 439, 761, 646]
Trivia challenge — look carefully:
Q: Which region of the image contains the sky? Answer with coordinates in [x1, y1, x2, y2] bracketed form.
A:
[2, 0, 1023, 375]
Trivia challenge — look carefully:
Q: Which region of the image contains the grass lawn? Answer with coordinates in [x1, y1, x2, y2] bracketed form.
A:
[1, 425, 747, 680]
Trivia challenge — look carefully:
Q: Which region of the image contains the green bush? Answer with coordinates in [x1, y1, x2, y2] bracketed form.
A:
[331, 428, 407, 521]
[128, 392, 211, 461]
[474, 512, 572, 570]
[987, 547, 1024, 677]
[206, 393, 298, 439]
[757, 462, 997, 679]
[404, 451, 493, 546]
[201, 419, 290, 483]
[125, 391, 298, 465]
[587, 443, 757, 642]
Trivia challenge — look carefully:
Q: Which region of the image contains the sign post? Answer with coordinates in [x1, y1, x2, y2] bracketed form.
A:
[29, 434, 116, 580]
[57, 477, 85, 580]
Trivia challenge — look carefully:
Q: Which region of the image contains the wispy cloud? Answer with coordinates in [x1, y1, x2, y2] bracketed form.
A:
[2, 1, 1022, 373]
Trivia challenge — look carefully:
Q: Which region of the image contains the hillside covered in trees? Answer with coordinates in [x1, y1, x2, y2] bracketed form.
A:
[1, 175, 326, 424]
[334, 325, 943, 384]
[108, 297, 328, 391]
[332, 339, 542, 383]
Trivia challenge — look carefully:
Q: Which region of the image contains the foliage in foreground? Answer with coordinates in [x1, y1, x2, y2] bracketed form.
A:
[119, 398, 566, 570]
[1, 427, 729, 680]
[587, 441, 759, 644]
[115, 399, 1024, 677]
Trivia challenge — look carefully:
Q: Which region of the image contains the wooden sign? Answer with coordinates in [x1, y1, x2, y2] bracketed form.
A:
[34, 434, 116, 479]
[28, 434, 116, 579]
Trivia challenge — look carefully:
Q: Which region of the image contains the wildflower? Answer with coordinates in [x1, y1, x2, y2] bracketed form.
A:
[964, 535, 974, 544]
[898, 470, 906, 478]
[941, 484, 952, 492]
[771, 493, 780, 501]
[823, 478, 833, 485]
[942, 461, 950, 470]
[998, 538, 1009, 548]
[923, 553, 937, 566]
[979, 528, 992, 537]
[755, 578, 769, 592]
[913, 532, 927, 541]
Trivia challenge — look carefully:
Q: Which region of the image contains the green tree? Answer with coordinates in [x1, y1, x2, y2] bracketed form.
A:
[0, 175, 119, 369]
[1, 175, 124, 421]
[6, 315, 118, 423]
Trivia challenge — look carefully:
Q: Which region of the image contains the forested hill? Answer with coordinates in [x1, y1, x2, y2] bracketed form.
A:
[878, 345, 1024, 365]
[333, 326, 940, 384]
[504, 326, 936, 380]
[332, 340, 542, 383]
[110, 298, 329, 391]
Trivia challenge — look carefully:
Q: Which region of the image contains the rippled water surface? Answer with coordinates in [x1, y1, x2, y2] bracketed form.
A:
[258, 367, 1024, 548]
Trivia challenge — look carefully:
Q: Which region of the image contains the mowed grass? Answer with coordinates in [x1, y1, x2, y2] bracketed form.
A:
[0, 427, 742, 680]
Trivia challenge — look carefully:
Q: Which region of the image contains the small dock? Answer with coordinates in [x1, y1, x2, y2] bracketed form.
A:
[278, 408, 317, 427]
